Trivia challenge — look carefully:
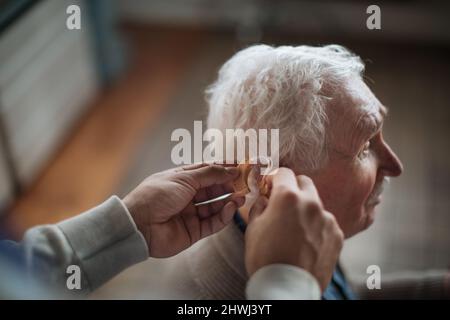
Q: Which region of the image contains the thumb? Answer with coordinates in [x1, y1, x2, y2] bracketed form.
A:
[185, 164, 240, 189]
[248, 195, 269, 224]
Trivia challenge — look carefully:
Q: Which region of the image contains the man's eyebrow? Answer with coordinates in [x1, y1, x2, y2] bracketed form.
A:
[356, 104, 386, 145]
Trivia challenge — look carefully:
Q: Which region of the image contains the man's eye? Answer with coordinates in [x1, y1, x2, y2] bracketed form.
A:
[358, 141, 371, 159]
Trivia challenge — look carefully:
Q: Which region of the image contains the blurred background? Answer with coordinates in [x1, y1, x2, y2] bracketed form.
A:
[0, 0, 449, 298]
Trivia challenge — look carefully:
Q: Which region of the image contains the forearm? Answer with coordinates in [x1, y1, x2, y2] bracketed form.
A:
[2, 196, 149, 296]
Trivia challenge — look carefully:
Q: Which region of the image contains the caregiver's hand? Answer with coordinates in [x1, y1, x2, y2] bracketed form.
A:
[123, 163, 245, 257]
[245, 168, 344, 291]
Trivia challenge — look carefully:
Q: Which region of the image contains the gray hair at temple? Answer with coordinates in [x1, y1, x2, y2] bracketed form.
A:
[206, 44, 365, 171]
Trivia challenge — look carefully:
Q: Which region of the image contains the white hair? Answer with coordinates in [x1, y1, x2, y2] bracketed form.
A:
[206, 44, 365, 171]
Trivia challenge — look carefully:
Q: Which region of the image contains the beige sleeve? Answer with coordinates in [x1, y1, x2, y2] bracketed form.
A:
[22, 196, 149, 296]
[246, 264, 321, 300]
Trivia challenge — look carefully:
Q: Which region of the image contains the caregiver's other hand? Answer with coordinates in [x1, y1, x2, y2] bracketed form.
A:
[245, 168, 344, 291]
[123, 163, 245, 257]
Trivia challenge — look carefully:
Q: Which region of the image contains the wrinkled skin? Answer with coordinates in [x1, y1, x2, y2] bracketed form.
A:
[242, 76, 403, 238]
[301, 76, 403, 238]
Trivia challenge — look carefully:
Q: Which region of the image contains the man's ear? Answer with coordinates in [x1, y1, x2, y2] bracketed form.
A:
[232, 162, 252, 195]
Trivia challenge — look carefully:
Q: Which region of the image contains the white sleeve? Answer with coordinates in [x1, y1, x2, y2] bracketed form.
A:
[21, 196, 149, 295]
[246, 264, 321, 300]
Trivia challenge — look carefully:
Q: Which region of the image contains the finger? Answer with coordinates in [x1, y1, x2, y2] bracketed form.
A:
[188, 164, 240, 189]
[196, 192, 245, 220]
[206, 183, 233, 213]
[229, 193, 246, 208]
[248, 196, 269, 224]
[195, 183, 235, 219]
[171, 162, 237, 175]
[194, 188, 213, 219]
[179, 162, 238, 171]
[212, 162, 238, 168]
[200, 201, 237, 238]
[269, 167, 300, 194]
[194, 181, 234, 203]
[229, 194, 246, 208]
[180, 205, 202, 244]
[177, 163, 209, 171]
[296, 175, 322, 204]
[198, 185, 230, 218]
[170, 163, 204, 176]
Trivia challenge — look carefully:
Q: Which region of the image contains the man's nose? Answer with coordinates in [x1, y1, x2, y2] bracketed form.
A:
[379, 142, 403, 177]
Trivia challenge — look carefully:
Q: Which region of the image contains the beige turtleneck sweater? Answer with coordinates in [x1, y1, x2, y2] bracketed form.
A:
[154, 219, 319, 299]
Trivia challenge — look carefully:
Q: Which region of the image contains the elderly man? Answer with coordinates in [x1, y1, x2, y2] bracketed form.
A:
[154, 44, 449, 300]
[207, 44, 402, 237]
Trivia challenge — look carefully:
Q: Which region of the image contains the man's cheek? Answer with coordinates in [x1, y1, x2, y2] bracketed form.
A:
[357, 168, 378, 208]
[316, 180, 350, 224]
[340, 162, 375, 209]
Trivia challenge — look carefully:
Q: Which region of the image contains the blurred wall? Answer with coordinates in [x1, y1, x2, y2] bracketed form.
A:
[118, 0, 450, 46]
[0, 0, 98, 214]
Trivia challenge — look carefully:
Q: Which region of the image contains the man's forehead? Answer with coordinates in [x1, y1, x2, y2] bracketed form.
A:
[326, 79, 387, 154]
[343, 78, 386, 128]
[329, 87, 386, 127]
[360, 100, 387, 128]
